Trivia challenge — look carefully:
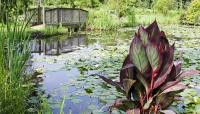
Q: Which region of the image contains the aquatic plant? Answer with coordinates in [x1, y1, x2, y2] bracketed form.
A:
[0, 19, 31, 113]
[99, 21, 200, 114]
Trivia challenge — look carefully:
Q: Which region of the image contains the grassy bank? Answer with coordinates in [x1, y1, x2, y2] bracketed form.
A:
[86, 7, 182, 30]
[135, 8, 182, 25]
[28, 26, 68, 39]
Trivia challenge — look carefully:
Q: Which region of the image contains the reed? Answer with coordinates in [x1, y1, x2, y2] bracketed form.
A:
[0, 17, 32, 113]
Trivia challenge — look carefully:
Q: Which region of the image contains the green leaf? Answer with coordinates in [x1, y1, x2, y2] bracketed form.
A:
[84, 88, 93, 94]
[146, 43, 162, 72]
[97, 74, 125, 93]
[136, 73, 149, 94]
[129, 37, 149, 74]
[139, 27, 148, 46]
[156, 94, 174, 109]
[113, 99, 136, 111]
[123, 79, 136, 98]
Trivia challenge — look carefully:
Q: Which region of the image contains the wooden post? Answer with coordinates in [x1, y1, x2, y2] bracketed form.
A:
[37, 0, 41, 25]
[42, 7, 45, 25]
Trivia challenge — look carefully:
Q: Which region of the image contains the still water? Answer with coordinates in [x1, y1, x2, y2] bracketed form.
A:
[30, 26, 200, 114]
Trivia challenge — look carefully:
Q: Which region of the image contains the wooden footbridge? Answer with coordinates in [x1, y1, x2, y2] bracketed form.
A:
[26, 7, 88, 31]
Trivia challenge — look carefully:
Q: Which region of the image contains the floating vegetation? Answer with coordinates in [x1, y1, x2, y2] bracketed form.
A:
[30, 24, 200, 113]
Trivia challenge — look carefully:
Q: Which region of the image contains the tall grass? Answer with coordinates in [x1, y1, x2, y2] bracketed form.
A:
[87, 7, 120, 30]
[0, 18, 32, 113]
[135, 8, 181, 25]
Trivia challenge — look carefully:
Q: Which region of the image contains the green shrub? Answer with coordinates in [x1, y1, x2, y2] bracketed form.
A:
[185, 0, 200, 25]
[153, 0, 176, 14]
[87, 7, 120, 30]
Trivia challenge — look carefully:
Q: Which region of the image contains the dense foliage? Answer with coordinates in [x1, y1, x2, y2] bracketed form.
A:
[0, 20, 32, 113]
[185, 0, 200, 24]
[153, 0, 176, 14]
[0, 0, 31, 23]
[99, 21, 200, 113]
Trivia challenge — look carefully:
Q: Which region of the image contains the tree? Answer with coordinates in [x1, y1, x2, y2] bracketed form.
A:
[0, 0, 32, 23]
[185, 0, 200, 24]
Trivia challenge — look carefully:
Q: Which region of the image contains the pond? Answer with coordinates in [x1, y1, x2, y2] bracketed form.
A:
[30, 25, 200, 114]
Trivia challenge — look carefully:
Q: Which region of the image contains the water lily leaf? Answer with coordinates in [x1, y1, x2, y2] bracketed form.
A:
[160, 110, 176, 114]
[84, 88, 93, 94]
[71, 98, 82, 104]
[123, 79, 136, 98]
[146, 42, 162, 72]
[88, 105, 98, 110]
[138, 26, 148, 46]
[126, 108, 140, 114]
[129, 36, 149, 74]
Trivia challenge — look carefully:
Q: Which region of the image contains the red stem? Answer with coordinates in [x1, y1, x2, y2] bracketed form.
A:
[154, 105, 158, 114]
[149, 71, 157, 99]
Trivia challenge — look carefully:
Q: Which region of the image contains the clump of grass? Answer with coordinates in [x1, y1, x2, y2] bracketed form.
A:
[40, 26, 68, 36]
[0, 18, 32, 113]
[87, 7, 120, 30]
[135, 8, 181, 25]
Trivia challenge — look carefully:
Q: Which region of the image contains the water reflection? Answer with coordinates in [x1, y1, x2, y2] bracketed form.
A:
[31, 34, 87, 55]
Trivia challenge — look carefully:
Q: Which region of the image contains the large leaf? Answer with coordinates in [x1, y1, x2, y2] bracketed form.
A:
[136, 72, 149, 94]
[159, 83, 186, 95]
[120, 66, 135, 81]
[161, 69, 200, 91]
[153, 45, 175, 89]
[146, 20, 160, 43]
[166, 65, 176, 82]
[123, 79, 136, 98]
[97, 74, 125, 93]
[126, 109, 140, 114]
[112, 99, 137, 111]
[159, 31, 170, 53]
[146, 42, 162, 72]
[176, 69, 200, 80]
[131, 82, 145, 102]
[129, 36, 150, 74]
[120, 55, 136, 83]
[138, 26, 148, 46]
[156, 94, 174, 109]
